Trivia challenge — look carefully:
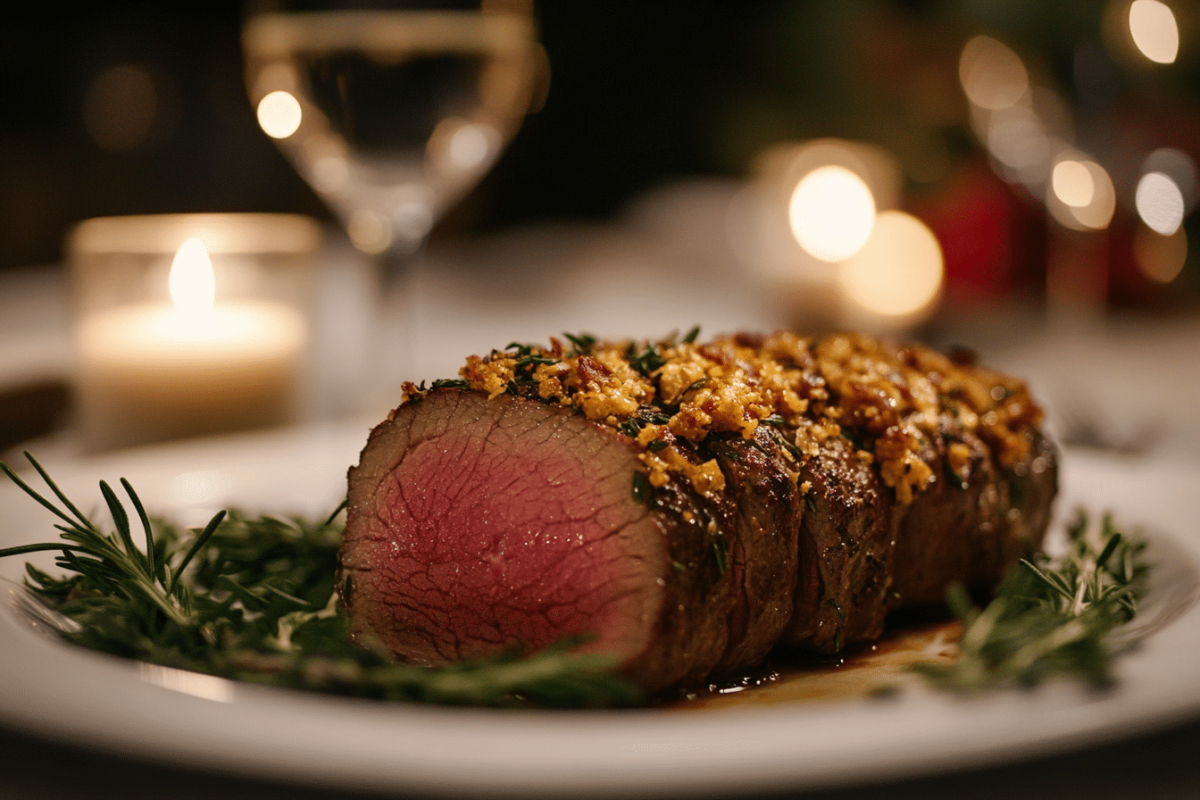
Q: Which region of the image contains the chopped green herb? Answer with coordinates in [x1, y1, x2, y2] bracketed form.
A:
[626, 342, 667, 377]
[562, 332, 596, 356]
[505, 342, 536, 357]
[647, 440, 668, 453]
[943, 458, 969, 491]
[636, 407, 672, 426]
[681, 326, 701, 344]
[711, 539, 727, 576]
[766, 428, 804, 463]
[514, 355, 559, 370]
[826, 598, 845, 621]
[631, 471, 652, 504]
[618, 419, 644, 437]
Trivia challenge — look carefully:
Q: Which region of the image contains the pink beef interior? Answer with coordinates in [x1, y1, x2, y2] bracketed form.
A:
[342, 391, 666, 667]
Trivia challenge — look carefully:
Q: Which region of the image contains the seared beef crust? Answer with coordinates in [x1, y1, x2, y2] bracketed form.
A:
[340, 332, 1058, 692]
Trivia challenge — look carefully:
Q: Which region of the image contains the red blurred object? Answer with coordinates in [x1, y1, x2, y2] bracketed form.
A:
[910, 162, 1040, 307]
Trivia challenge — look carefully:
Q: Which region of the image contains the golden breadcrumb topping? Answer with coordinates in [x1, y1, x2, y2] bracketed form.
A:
[401, 331, 1043, 504]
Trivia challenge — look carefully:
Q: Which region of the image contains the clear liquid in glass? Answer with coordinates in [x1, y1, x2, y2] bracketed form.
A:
[244, 10, 538, 256]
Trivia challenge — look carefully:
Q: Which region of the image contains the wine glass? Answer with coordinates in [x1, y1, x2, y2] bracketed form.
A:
[242, 0, 543, 390]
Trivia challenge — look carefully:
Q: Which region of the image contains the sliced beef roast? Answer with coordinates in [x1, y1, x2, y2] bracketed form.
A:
[340, 332, 1058, 694]
[341, 390, 799, 693]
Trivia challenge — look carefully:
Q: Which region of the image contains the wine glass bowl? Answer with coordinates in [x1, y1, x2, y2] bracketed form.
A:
[243, 2, 541, 259]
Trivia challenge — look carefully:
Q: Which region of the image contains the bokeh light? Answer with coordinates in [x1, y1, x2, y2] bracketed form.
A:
[838, 211, 944, 318]
[1133, 225, 1188, 283]
[959, 36, 1029, 111]
[1136, 172, 1186, 234]
[1142, 148, 1197, 213]
[448, 124, 495, 170]
[1129, 0, 1180, 64]
[347, 210, 392, 254]
[429, 118, 500, 173]
[1047, 156, 1115, 230]
[1052, 160, 1096, 208]
[788, 165, 876, 262]
[256, 90, 302, 139]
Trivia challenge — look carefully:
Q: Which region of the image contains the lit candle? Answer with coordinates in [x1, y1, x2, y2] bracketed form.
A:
[77, 238, 307, 450]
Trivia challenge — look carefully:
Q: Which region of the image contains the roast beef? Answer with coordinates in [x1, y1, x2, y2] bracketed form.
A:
[339, 331, 1057, 694]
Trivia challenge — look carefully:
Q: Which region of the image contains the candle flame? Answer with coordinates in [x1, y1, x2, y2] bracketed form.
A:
[169, 238, 216, 313]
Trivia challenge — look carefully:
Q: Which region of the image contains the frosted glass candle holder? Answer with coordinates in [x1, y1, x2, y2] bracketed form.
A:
[69, 213, 322, 451]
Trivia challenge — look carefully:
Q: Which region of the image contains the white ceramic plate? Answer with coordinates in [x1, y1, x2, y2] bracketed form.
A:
[1, 424, 1198, 798]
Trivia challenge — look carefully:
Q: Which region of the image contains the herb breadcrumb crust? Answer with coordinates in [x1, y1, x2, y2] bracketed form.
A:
[400, 329, 1046, 505]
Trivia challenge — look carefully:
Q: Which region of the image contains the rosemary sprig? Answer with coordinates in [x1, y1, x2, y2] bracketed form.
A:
[0, 453, 641, 708]
[915, 510, 1148, 692]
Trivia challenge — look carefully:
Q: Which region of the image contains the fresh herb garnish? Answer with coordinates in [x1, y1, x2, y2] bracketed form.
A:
[514, 355, 559, 372]
[618, 419, 644, 437]
[0, 453, 641, 708]
[504, 342, 536, 357]
[637, 407, 672, 426]
[942, 457, 969, 491]
[619, 407, 672, 438]
[915, 510, 1147, 691]
[710, 533, 728, 576]
[626, 341, 667, 377]
[631, 471, 653, 505]
[562, 331, 596, 356]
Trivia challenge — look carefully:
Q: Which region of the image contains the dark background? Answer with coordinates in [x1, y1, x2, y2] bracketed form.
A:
[2, 1, 1198, 306]
[0, 2, 774, 269]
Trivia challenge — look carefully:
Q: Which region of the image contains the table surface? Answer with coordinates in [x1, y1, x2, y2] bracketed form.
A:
[2, 183, 1198, 799]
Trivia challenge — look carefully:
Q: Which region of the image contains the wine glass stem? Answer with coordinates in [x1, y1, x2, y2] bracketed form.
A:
[371, 244, 423, 402]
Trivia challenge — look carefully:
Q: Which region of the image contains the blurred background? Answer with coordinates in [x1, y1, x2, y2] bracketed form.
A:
[3, 0, 1196, 303]
[1, 0, 1199, 451]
